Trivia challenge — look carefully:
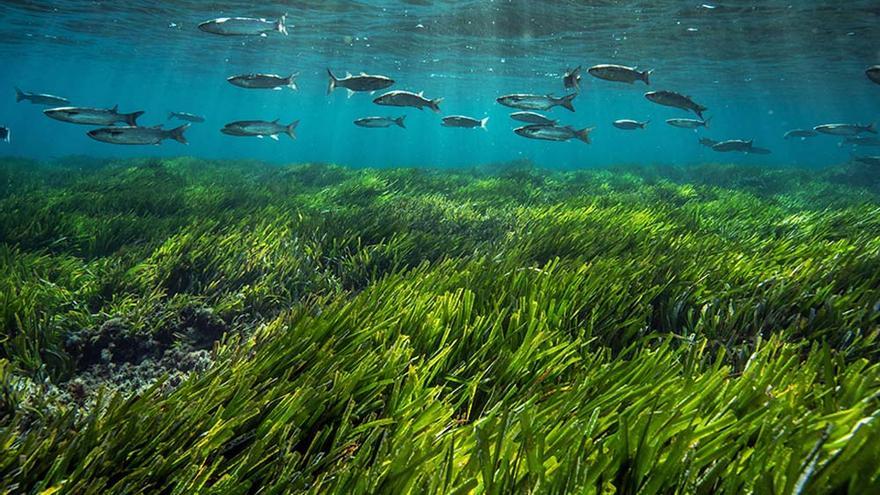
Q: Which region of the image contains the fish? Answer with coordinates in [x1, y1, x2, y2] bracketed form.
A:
[373, 91, 442, 112]
[168, 112, 205, 123]
[613, 119, 649, 130]
[588, 64, 652, 85]
[327, 70, 395, 97]
[841, 136, 880, 147]
[510, 112, 557, 126]
[854, 155, 880, 166]
[227, 73, 298, 91]
[645, 91, 707, 119]
[354, 116, 406, 128]
[514, 124, 593, 144]
[220, 119, 299, 140]
[198, 16, 288, 36]
[784, 129, 817, 139]
[867, 66, 880, 85]
[698, 137, 718, 148]
[711, 139, 755, 153]
[43, 105, 144, 126]
[87, 124, 189, 145]
[0, 126, 9, 143]
[666, 118, 710, 129]
[496, 93, 576, 112]
[442, 115, 489, 130]
[563, 66, 582, 91]
[813, 123, 877, 136]
[15, 87, 70, 106]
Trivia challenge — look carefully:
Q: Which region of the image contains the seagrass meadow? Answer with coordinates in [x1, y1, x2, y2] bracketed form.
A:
[1, 156, 879, 494]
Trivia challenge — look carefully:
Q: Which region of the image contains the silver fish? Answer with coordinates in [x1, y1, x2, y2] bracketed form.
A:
[442, 115, 488, 129]
[613, 119, 649, 130]
[327, 70, 394, 97]
[373, 91, 442, 112]
[354, 116, 406, 128]
[588, 64, 652, 85]
[563, 66, 582, 91]
[514, 124, 593, 144]
[784, 129, 817, 139]
[510, 112, 557, 126]
[87, 124, 188, 145]
[221, 119, 298, 140]
[854, 155, 880, 166]
[15, 87, 70, 106]
[813, 123, 877, 136]
[0, 126, 9, 143]
[497, 93, 576, 112]
[198, 16, 287, 36]
[227, 73, 298, 91]
[168, 112, 205, 123]
[698, 137, 718, 148]
[867, 66, 880, 85]
[842, 136, 880, 147]
[711, 139, 754, 153]
[645, 91, 707, 119]
[44, 105, 144, 126]
[666, 118, 709, 129]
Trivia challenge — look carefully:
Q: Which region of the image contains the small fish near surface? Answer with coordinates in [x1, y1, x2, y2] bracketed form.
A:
[784, 129, 817, 140]
[198, 16, 288, 36]
[44, 105, 144, 126]
[841, 136, 880, 147]
[0, 126, 9, 143]
[221, 119, 299, 140]
[510, 112, 557, 126]
[442, 115, 488, 130]
[588, 64, 652, 85]
[866, 66, 880, 85]
[514, 124, 593, 144]
[666, 118, 710, 129]
[354, 116, 406, 128]
[497, 93, 576, 112]
[168, 112, 205, 123]
[698, 137, 718, 148]
[15, 87, 70, 106]
[645, 91, 707, 119]
[813, 123, 877, 136]
[373, 91, 442, 112]
[228, 73, 298, 90]
[854, 155, 880, 166]
[327, 70, 395, 97]
[711, 139, 770, 154]
[613, 119, 649, 130]
[87, 124, 189, 145]
[563, 66, 582, 91]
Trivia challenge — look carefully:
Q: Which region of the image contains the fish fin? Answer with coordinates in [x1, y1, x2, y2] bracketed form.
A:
[346, 89, 355, 98]
[345, 71, 352, 78]
[429, 97, 443, 113]
[574, 127, 593, 144]
[111, 104, 119, 113]
[270, 134, 279, 141]
[395, 116, 406, 129]
[867, 122, 877, 134]
[558, 93, 576, 112]
[272, 87, 282, 91]
[125, 111, 145, 127]
[360, 72, 367, 76]
[481, 117, 489, 130]
[642, 69, 653, 85]
[168, 112, 174, 120]
[288, 73, 298, 91]
[260, 33, 267, 37]
[272, 118, 279, 124]
[169, 124, 189, 144]
[14, 87, 25, 103]
[418, 91, 424, 97]
[286, 120, 299, 140]
[276, 15, 288, 35]
[327, 69, 338, 94]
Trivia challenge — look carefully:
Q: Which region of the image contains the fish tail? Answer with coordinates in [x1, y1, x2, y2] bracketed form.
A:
[703, 116, 711, 128]
[169, 124, 189, 145]
[288, 72, 299, 91]
[327, 69, 338, 95]
[642, 120, 650, 128]
[125, 111, 145, 126]
[575, 127, 593, 144]
[286, 120, 299, 140]
[642, 69, 653, 85]
[276, 15, 288, 35]
[168, 112, 174, 121]
[429, 97, 443, 113]
[395, 116, 406, 128]
[481, 117, 489, 130]
[867, 122, 877, 134]
[14, 87, 25, 103]
[558, 93, 576, 112]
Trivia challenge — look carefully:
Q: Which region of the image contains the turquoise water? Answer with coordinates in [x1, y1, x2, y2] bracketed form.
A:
[1, 1, 878, 168]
